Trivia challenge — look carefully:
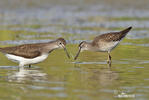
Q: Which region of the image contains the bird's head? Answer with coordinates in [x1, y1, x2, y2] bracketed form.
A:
[56, 38, 70, 59]
[74, 41, 89, 60]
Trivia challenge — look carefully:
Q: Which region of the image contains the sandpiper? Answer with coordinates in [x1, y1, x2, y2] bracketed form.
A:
[0, 38, 70, 68]
[74, 27, 132, 63]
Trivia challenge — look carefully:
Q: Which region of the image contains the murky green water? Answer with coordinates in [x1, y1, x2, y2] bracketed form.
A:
[0, 0, 149, 100]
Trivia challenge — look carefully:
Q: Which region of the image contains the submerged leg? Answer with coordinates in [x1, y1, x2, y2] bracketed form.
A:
[19, 63, 24, 70]
[107, 61, 112, 68]
[107, 51, 112, 64]
[29, 64, 31, 68]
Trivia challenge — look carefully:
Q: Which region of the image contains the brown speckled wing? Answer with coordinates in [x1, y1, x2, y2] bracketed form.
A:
[0, 44, 43, 58]
[92, 27, 132, 45]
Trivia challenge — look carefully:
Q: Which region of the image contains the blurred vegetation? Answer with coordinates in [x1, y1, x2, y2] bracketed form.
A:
[0, 0, 149, 100]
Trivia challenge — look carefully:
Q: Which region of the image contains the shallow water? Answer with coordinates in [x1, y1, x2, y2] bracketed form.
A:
[0, 0, 149, 100]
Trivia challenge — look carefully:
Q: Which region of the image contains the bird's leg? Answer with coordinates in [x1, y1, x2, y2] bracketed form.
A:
[107, 52, 112, 64]
[109, 54, 112, 61]
[19, 63, 24, 71]
[107, 62, 111, 68]
[29, 64, 31, 68]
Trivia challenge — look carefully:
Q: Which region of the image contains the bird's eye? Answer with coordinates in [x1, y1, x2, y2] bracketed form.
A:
[59, 42, 62, 45]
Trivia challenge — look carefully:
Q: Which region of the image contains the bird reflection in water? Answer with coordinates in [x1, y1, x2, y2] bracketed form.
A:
[7, 67, 47, 83]
[88, 63, 119, 86]
[74, 62, 119, 87]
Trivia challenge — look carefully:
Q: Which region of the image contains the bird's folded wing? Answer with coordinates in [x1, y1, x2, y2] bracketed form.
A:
[0, 44, 41, 58]
[92, 27, 132, 45]
[92, 32, 121, 46]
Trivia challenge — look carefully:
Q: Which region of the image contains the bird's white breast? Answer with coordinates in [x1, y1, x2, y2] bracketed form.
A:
[5, 54, 49, 65]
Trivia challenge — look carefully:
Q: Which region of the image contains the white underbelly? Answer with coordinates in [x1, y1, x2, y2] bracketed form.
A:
[99, 41, 119, 52]
[5, 54, 49, 65]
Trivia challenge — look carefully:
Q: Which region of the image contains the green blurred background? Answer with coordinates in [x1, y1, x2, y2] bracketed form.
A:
[0, 0, 149, 100]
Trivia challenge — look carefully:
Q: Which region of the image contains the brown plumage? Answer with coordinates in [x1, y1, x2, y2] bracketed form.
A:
[0, 38, 70, 68]
[92, 27, 132, 46]
[57, 38, 66, 45]
[0, 43, 45, 58]
[74, 27, 132, 64]
[0, 38, 67, 59]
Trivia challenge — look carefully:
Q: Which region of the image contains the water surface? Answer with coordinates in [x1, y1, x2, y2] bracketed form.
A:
[0, 0, 149, 100]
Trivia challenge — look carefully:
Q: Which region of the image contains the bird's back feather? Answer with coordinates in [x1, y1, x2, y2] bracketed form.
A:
[0, 43, 47, 58]
[92, 27, 132, 46]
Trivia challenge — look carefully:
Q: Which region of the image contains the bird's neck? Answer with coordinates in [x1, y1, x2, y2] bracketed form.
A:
[86, 42, 98, 52]
[43, 41, 59, 53]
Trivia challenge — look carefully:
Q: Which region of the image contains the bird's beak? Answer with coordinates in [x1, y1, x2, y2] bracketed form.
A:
[62, 44, 70, 59]
[74, 47, 81, 60]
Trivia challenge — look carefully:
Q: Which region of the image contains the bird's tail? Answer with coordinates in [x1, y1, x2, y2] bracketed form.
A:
[114, 27, 132, 40]
[119, 26, 132, 39]
[120, 26, 132, 34]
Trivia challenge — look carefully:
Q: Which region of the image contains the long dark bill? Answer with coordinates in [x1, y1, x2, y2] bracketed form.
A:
[74, 47, 81, 60]
[64, 47, 70, 59]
